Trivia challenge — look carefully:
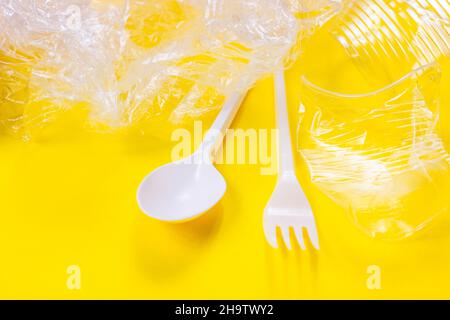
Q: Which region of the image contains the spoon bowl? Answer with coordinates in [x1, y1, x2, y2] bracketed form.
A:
[137, 159, 226, 222]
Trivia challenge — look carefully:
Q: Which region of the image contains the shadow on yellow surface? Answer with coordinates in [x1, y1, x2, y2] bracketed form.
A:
[135, 202, 224, 282]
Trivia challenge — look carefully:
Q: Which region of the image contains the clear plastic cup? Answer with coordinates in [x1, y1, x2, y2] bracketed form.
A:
[298, 64, 450, 240]
[331, 0, 449, 85]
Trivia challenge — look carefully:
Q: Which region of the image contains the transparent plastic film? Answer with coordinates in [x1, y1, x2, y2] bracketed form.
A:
[298, 65, 450, 240]
[0, 0, 299, 140]
[283, 0, 343, 61]
[0, 0, 129, 139]
[121, 0, 299, 127]
[288, 0, 342, 36]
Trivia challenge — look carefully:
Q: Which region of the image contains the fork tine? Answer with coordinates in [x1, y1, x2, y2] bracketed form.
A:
[280, 226, 292, 250]
[293, 226, 306, 250]
[263, 220, 278, 248]
[306, 225, 320, 250]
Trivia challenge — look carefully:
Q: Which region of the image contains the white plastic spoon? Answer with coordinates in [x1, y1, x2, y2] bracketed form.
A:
[137, 91, 247, 222]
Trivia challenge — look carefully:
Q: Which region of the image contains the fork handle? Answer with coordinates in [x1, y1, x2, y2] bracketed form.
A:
[275, 70, 296, 178]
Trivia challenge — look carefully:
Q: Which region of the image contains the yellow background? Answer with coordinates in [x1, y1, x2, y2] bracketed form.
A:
[1, 7, 450, 299]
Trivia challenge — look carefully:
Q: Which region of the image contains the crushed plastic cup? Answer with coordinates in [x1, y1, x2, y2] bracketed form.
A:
[298, 64, 450, 240]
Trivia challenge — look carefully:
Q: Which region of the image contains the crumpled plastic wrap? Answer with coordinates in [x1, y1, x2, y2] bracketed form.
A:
[288, 0, 342, 37]
[299, 65, 450, 240]
[0, 0, 128, 138]
[0, 0, 299, 139]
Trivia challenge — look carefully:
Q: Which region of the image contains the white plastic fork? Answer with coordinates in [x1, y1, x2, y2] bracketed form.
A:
[263, 70, 319, 250]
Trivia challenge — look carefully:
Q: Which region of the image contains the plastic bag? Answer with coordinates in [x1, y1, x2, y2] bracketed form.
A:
[0, 0, 299, 139]
[299, 64, 450, 240]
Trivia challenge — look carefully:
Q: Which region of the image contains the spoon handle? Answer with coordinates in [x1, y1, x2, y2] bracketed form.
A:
[197, 91, 247, 163]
